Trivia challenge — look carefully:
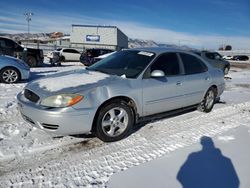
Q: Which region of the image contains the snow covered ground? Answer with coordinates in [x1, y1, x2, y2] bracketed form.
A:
[0, 61, 250, 187]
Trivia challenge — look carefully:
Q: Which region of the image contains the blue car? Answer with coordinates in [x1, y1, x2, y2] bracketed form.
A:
[0, 55, 30, 83]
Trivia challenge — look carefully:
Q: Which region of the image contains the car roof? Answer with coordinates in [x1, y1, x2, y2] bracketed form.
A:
[127, 47, 196, 55]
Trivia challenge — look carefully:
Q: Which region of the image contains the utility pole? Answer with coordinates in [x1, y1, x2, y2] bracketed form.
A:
[24, 12, 34, 46]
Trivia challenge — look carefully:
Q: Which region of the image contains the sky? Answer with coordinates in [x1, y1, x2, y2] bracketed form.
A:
[0, 0, 250, 49]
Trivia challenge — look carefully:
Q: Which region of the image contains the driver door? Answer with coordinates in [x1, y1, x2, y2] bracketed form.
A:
[142, 52, 185, 116]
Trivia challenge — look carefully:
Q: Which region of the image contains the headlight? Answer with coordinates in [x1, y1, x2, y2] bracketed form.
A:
[40, 94, 83, 108]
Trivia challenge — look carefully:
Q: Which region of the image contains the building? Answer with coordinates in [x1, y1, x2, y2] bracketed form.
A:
[70, 25, 128, 50]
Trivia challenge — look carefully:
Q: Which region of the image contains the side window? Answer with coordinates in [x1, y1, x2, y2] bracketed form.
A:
[214, 53, 222, 60]
[63, 49, 78, 53]
[63, 49, 70, 53]
[194, 52, 201, 56]
[70, 49, 80, 54]
[180, 53, 208, 75]
[205, 53, 215, 60]
[5, 39, 15, 48]
[151, 53, 180, 76]
[0, 40, 6, 48]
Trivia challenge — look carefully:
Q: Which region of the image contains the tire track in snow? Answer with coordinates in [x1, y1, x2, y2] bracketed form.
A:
[0, 102, 250, 187]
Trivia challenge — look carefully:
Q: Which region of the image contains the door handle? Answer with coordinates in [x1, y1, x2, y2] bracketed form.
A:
[176, 81, 182, 86]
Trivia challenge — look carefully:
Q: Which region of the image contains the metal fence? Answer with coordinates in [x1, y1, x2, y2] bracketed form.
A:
[217, 50, 250, 56]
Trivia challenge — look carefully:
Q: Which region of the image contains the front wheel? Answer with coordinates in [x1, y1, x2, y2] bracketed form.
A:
[198, 87, 216, 113]
[95, 101, 134, 142]
[0, 67, 20, 83]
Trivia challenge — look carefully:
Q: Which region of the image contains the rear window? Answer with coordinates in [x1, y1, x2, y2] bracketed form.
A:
[194, 52, 201, 56]
[180, 53, 208, 74]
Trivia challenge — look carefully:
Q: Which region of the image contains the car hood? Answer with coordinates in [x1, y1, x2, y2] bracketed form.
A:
[25, 69, 123, 99]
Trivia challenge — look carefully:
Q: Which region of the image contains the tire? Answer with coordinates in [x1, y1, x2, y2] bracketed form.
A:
[59, 56, 65, 62]
[224, 66, 229, 75]
[0, 67, 20, 83]
[198, 87, 216, 113]
[27, 56, 37, 67]
[94, 100, 134, 142]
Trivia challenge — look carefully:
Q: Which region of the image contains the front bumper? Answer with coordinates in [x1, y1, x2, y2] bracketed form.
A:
[17, 92, 96, 135]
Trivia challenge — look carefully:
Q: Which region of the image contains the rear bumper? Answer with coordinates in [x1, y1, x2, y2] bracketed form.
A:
[217, 82, 225, 97]
[17, 92, 96, 135]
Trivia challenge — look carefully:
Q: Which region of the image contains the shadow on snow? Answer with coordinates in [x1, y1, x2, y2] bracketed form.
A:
[177, 136, 240, 188]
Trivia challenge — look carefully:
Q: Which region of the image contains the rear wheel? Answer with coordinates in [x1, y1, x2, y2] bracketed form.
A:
[59, 56, 65, 62]
[198, 87, 216, 113]
[27, 56, 37, 67]
[95, 100, 134, 142]
[0, 67, 20, 83]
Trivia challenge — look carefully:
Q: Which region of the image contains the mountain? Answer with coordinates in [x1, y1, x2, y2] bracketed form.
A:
[128, 39, 159, 48]
[128, 38, 193, 50]
[0, 33, 55, 41]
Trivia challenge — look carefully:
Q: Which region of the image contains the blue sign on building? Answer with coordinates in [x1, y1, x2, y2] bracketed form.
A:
[86, 35, 100, 42]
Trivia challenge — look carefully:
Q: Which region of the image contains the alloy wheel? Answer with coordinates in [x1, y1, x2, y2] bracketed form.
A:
[2, 69, 19, 83]
[101, 107, 129, 137]
[205, 90, 215, 109]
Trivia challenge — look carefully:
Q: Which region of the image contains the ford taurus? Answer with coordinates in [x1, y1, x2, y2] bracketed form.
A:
[17, 48, 225, 142]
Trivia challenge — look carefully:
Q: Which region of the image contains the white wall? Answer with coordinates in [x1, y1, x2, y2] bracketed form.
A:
[71, 26, 117, 46]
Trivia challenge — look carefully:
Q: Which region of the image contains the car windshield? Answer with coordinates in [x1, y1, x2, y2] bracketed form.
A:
[87, 50, 155, 78]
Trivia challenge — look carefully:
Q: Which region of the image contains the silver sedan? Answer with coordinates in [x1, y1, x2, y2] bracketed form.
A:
[0, 55, 30, 83]
[17, 48, 225, 142]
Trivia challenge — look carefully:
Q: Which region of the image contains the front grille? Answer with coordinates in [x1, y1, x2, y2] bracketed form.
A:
[42, 123, 59, 130]
[24, 89, 40, 103]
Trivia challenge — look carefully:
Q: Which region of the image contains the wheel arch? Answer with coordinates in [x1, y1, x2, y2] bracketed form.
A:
[210, 85, 218, 96]
[59, 55, 65, 62]
[201, 84, 218, 102]
[91, 96, 138, 133]
[0, 66, 21, 76]
[27, 55, 37, 67]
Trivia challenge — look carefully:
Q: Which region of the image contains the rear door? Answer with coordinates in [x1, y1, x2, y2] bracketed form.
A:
[204, 52, 223, 69]
[69, 49, 81, 61]
[142, 52, 186, 116]
[178, 53, 211, 106]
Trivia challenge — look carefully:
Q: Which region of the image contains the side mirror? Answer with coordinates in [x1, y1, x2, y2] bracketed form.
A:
[151, 70, 165, 78]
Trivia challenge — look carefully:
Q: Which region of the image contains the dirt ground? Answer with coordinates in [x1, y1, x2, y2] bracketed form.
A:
[230, 61, 250, 69]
